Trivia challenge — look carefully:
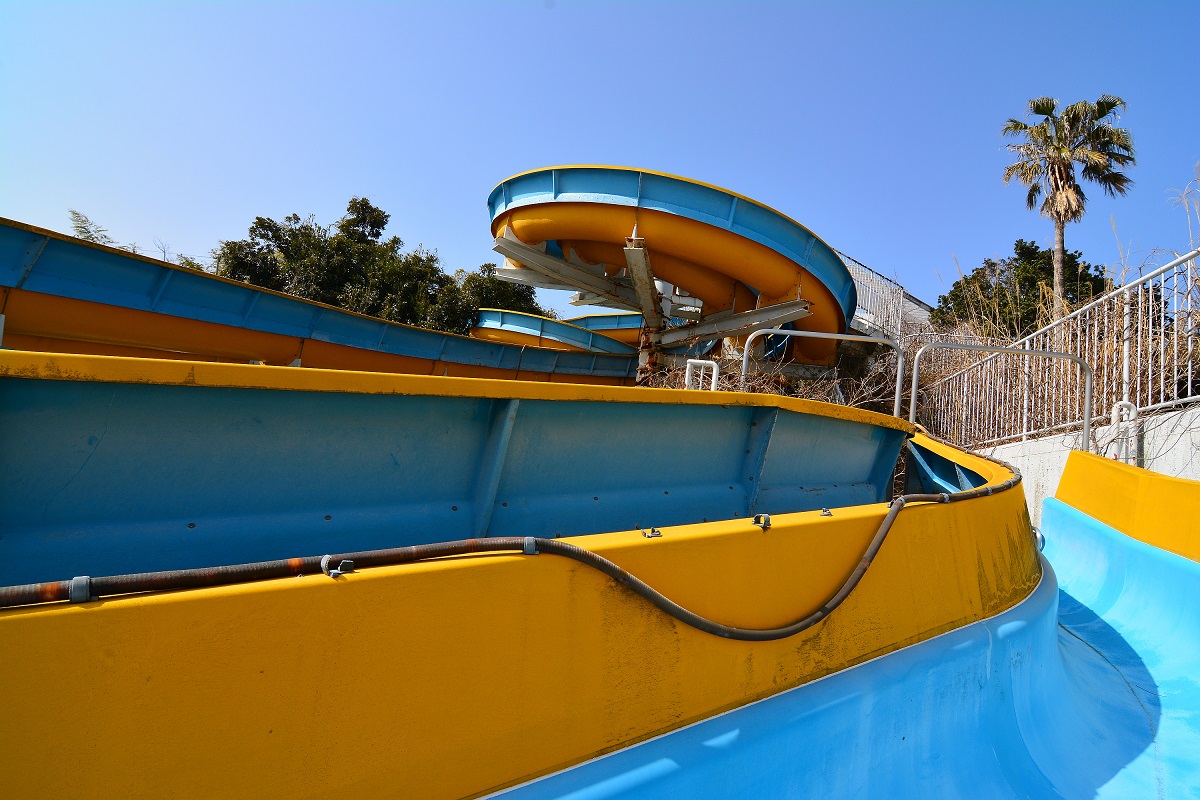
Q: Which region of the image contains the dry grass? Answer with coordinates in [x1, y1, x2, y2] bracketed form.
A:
[917, 252, 1200, 450]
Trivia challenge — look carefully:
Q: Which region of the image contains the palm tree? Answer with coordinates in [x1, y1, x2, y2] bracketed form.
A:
[1002, 96, 1135, 317]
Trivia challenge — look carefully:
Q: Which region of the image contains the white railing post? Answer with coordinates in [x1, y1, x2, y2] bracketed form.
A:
[1122, 288, 1132, 405]
[684, 359, 719, 391]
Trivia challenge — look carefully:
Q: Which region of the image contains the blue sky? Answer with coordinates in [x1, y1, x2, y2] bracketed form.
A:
[2, 1, 1197, 315]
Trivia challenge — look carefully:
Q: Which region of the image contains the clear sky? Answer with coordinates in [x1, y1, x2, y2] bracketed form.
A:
[2, 1, 1197, 316]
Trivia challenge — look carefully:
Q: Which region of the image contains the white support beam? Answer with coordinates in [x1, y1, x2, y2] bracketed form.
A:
[658, 298, 812, 346]
[494, 263, 578, 293]
[569, 291, 637, 311]
[622, 235, 665, 332]
[493, 230, 642, 310]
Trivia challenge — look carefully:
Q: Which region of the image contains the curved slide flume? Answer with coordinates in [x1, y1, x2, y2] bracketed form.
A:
[0, 354, 1044, 799]
[472, 309, 718, 358]
[565, 312, 644, 346]
[470, 309, 637, 354]
[494, 452, 1200, 799]
[488, 166, 856, 364]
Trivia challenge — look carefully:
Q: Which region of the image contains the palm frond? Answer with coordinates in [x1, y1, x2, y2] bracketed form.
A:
[1028, 97, 1058, 117]
[1073, 148, 1109, 168]
[1082, 168, 1134, 198]
[1003, 94, 1136, 226]
[1045, 183, 1086, 223]
[1094, 95, 1126, 119]
[1025, 182, 1042, 211]
[1002, 118, 1031, 137]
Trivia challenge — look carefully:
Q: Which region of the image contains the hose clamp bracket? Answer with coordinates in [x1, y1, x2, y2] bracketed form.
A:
[320, 555, 355, 578]
[68, 576, 92, 603]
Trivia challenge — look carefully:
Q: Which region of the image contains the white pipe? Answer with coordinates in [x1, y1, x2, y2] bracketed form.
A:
[685, 359, 719, 391]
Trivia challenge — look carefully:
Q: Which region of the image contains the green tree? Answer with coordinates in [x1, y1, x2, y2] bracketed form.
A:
[213, 198, 554, 334]
[67, 209, 141, 253]
[175, 254, 208, 271]
[458, 262, 553, 318]
[68, 209, 115, 245]
[931, 239, 1108, 339]
[1002, 96, 1134, 318]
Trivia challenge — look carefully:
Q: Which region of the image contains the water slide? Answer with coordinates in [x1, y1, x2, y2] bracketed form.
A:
[1, 165, 856, 384]
[0, 217, 638, 384]
[4, 174, 1196, 798]
[471, 309, 717, 358]
[1, 349, 1040, 798]
[494, 451, 1200, 799]
[3, 343, 1196, 797]
[564, 312, 644, 346]
[488, 166, 856, 364]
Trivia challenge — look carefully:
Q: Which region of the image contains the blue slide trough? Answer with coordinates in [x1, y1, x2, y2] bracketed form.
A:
[0, 360, 906, 588]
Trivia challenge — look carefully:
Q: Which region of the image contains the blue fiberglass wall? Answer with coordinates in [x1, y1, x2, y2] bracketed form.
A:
[0, 377, 905, 586]
[0, 220, 637, 379]
[495, 501, 1200, 799]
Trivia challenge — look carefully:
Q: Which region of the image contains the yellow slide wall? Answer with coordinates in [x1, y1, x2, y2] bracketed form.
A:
[1056, 450, 1200, 563]
[0, 287, 636, 386]
[0, 432, 1039, 798]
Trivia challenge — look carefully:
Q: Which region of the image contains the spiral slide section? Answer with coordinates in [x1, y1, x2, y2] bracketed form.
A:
[488, 166, 857, 364]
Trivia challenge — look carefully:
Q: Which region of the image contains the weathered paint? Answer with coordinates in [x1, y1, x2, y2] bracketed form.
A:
[1055, 449, 1200, 563]
[0, 425, 1038, 799]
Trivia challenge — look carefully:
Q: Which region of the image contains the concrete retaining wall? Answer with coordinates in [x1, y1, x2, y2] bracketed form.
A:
[988, 404, 1200, 526]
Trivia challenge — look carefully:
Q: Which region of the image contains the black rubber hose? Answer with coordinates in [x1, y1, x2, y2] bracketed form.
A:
[0, 444, 1024, 642]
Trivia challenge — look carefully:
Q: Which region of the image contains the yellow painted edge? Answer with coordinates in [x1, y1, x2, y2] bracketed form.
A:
[0, 349, 915, 433]
[489, 165, 841, 259]
[1055, 450, 1200, 562]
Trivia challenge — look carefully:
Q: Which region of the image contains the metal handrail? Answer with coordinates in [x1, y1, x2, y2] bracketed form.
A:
[930, 246, 1200, 388]
[909, 342, 1094, 451]
[740, 329, 905, 418]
